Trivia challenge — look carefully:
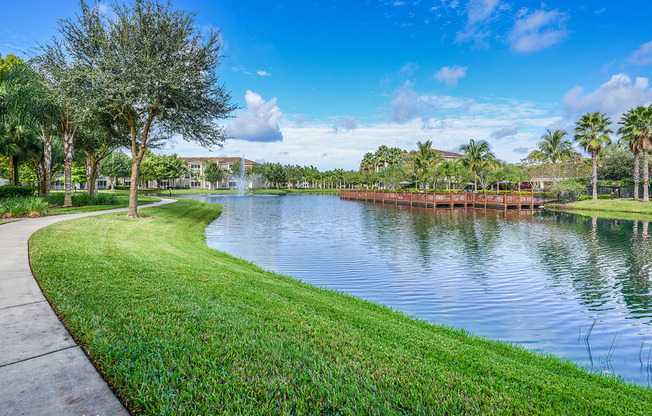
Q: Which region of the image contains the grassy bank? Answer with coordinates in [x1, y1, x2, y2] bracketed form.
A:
[29, 199, 651, 415]
[546, 199, 652, 221]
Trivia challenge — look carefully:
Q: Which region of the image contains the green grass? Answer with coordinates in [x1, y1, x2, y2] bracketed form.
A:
[29, 199, 651, 415]
[547, 199, 652, 220]
[0, 219, 17, 225]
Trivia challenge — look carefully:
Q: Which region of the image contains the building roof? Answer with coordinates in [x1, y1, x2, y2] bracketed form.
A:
[181, 157, 261, 165]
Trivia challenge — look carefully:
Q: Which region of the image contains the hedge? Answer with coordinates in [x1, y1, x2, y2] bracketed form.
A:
[0, 186, 34, 198]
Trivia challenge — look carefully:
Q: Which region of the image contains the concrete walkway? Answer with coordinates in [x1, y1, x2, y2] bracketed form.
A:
[0, 198, 175, 415]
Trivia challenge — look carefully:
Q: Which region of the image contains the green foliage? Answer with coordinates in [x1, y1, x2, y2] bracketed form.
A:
[263, 163, 287, 187]
[598, 146, 634, 181]
[0, 196, 49, 217]
[578, 194, 612, 201]
[101, 152, 132, 181]
[140, 154, 187, 186]
[203, 160, 225, 189]
[48, 192, 118, 207]
[0, 185, 34, 198]
[550, 179, 587, 202]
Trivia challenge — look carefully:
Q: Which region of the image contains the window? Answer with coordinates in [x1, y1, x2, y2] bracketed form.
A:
[190, 164, 201, 170]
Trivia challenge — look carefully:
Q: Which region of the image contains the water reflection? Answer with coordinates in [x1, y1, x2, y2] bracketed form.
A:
[184, 194, 652, 386]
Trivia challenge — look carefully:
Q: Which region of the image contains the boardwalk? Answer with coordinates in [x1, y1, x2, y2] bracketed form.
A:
[340, 190, 540, 210]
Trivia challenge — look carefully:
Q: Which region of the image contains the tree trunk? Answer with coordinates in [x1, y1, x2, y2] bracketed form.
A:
[127, 158, 141, 217]
[8, 157, 15, 186]
[36, 162, 44, 196]
[43, 131, 52, 198]
[634, 150, 640, 201]
[592, 151, 598, 201]
[62, 131, 74, 207]
[644, 145, 650, 203]
[85, 157, 93, 194]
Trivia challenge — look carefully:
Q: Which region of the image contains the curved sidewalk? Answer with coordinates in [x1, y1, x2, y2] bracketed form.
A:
[0, 198, 175, 416]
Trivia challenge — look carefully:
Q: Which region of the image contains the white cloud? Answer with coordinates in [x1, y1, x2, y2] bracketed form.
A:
[628, 40, 652, 65]
[294, 114, 307, 126]
[256, 70, 271, 76]
[227, 90, 283, 142]
[332, 115, 357, 133]
[509, 8, 569, 53]
[459, 98, 475, 112]
[563, 73, 652, 118]
[491, 122, 519, 139]
[389, 82, 420, 123]
[399, 61, 419, 76]
[435, 65, 468, 86]
[456, 0, 501, 47]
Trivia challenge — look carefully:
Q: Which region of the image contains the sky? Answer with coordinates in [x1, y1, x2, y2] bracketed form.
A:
[2, 0, 652, 170]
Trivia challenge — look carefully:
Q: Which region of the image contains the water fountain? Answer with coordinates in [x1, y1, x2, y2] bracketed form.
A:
[231, 156, 248, 196]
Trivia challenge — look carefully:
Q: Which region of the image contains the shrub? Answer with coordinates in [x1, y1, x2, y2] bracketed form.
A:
[48, 193, 119, 207]
[0, 186, 34, 198]
[0, 196, 50, 218]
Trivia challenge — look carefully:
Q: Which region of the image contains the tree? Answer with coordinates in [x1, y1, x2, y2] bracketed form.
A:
[598, 146, 634, 182]
[550, 179, 586, 202]
[204, 160, 225, 190]
[619, 106, 652, 201]
[409, 140, 442, 189]
[140, 153, 188, 188]
[264, 163, 287, 189]
[360, 152, 375, 173]
[459, 139, 496, 192]
[58, 0, 235, 216]
[101, 151, 131, 190]
[574, 112, 613, 201]
[527, 129, 577, 165]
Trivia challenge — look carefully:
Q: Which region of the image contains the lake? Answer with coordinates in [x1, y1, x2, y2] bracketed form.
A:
[183, 193, 652, 386]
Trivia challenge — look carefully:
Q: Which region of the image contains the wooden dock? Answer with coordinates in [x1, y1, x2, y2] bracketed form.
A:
[339, 190, 540, 210]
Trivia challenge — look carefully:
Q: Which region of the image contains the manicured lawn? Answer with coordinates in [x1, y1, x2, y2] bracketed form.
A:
[0, 219, 17, 225]
[566, 199, 652, 214]
[47, 195, 161, 215]
[29, 199, 651, 415]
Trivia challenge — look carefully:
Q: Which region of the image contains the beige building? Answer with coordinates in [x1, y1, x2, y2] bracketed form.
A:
[159, 157, 261, 189]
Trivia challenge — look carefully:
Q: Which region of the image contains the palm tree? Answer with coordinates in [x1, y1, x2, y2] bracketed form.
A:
[374, 145, 390, 171]
[359, 152, 374, 173]
[528, 129, 576, 164]
[459, 139, 496, 192]
[574, 112, 613, 201]
[411, 140, 442, 189]
[619, 106, 652, 201]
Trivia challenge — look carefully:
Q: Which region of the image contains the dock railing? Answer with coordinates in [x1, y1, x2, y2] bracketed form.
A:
[339, 190, 537, 209]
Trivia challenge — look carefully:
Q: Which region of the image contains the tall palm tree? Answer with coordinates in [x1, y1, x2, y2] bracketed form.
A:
[359, 152, 374, 173]
[459, 139, 496, 192]
[374, 145, 390, 171]
[619, 105, 652, 202]
[574, 112, 613, 201]
[528, 129, 576, 164]
[411, 140, 442, 189]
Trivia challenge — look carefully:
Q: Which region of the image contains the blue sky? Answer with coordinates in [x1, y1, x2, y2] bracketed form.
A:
[2, 0, 652, 170]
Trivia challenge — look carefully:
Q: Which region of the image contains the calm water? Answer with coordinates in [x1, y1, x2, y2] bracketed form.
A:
[185, 194, 652, 386]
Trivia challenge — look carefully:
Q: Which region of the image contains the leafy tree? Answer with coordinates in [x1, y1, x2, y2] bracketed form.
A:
[619, 105, 652, 201]
[264, 163, 287, 188]
[58, 0, 235, 216]
[598, 146, 634, 182]
[140, 153, 188, 188]
[203, 160, 225, 190]
[101, 151, 131, 190]
[574, 112, 613, 201]
[459, 139, 497, 191]
[550, 179, 587, 202]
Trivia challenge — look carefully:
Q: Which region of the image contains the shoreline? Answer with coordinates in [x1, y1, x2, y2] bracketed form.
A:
[28, 198, 652, 414]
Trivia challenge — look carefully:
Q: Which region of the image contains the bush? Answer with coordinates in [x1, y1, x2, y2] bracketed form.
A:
[48, 193, 119, 207]
[0, 186, 34, 198]
[578, 194, 613, 201]
[0, 196, 50, 218]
